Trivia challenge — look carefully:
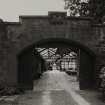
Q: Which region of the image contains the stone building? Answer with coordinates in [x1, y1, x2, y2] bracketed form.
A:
[0, 11, 105, 90]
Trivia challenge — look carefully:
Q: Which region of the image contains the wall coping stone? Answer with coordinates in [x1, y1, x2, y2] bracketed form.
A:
[19, 15, 93, 21]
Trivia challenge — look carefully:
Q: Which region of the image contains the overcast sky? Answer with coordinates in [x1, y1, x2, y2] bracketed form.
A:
[0, 0, 65, 21]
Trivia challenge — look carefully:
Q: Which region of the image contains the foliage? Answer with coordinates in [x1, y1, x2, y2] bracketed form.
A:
[64, 0, 89, 16]
[64, 0, 105, 23]
[89, 0, 105, 23]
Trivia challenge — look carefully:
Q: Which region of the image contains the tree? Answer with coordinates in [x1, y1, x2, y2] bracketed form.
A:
[64, 0, 89, 16]
[64, 0, 105, 23]
[89, 0, 105, 23]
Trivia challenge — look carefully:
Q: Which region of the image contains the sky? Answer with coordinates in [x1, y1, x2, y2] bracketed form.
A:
[0, 0, 66, 21]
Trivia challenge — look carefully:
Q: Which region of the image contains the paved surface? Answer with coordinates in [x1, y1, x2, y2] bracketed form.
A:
[0, 70, 105, 105]
[76, 89, 105, 105]
[16, 70, 79, 105]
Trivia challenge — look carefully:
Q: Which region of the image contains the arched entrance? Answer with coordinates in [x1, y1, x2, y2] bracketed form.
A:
[17, 38, 96, 90]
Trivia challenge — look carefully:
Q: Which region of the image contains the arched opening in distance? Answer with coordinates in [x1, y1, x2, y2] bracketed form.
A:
[17, 38, 96, 90]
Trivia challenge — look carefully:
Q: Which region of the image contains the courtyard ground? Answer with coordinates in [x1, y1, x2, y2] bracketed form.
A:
[0, 70, 105, 105]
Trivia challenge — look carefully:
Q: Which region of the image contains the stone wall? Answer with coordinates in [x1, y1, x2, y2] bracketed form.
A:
[0, 20, 10, 86]
[91, 25, 105, 86]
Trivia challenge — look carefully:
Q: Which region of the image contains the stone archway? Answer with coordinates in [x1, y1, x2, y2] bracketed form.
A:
[17, 38, 96, 90]
[5, 11, 101, 89]
[0, 11, 105, 90]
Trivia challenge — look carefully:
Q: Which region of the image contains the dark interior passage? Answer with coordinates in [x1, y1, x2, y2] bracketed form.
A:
[17, 47, 46, 90]
[79, 50, 95, 89]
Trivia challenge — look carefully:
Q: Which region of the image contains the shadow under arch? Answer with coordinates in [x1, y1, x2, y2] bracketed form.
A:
[17, 38, 96, 90]
[34, 38, 95, 57]
[18, 38, 96, 57]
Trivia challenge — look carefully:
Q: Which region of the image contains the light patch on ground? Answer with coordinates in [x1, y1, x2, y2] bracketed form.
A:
[0, 95, 19, 102]
[42, 91, 51, 105]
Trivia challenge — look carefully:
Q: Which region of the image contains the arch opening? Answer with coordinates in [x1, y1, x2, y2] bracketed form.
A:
[17, 38, 96, 90]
